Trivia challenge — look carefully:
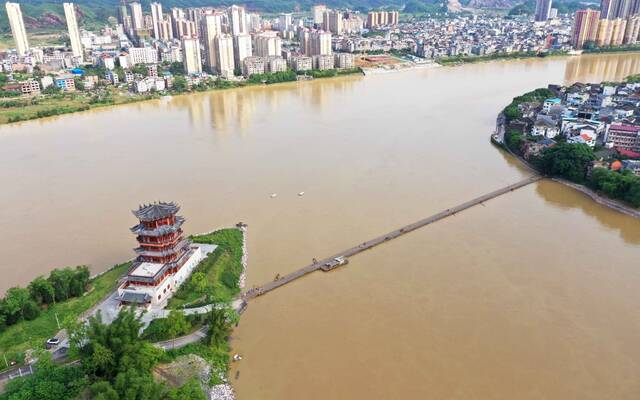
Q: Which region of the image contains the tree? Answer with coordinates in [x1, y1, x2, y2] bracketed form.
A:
[48, 268, 75, 302]
[167, 310, 191, 339]
[165, 378, 207, 400]
[2, 287, 38, 324]
[539, 142, 595, 183]
[29, 276, 56, 305]
[0, 354, 87, 400]
[205, 307, 232, 347]
[172, 76, 188, 92]
[89, 381, 119, 400]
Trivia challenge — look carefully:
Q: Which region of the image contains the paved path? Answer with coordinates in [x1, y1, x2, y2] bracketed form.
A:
[243, 175, 542, 299]
[154, 326, 209, 350]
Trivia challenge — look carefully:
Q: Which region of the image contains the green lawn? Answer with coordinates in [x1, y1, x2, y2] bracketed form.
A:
[0, 89, 153, 125]
[0, 263, 130, 367]
[167, 229, 244, 309]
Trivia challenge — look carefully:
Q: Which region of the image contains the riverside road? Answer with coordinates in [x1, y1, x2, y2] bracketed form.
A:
[243, 175, 543, 300]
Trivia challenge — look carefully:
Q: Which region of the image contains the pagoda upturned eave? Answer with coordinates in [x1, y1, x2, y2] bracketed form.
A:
[132, 201, 180, 222]
[130, 217, 185, 236]
[134, 239, 190, 257]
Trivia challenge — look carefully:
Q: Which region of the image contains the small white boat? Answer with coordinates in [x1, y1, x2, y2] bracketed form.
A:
[298, 192, 305, 197]
[270, 193, 277, 198]
[233, 354, 242, 361]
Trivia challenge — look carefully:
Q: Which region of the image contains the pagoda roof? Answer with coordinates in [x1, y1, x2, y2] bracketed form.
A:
[133, 202, 180, 222]
[131, 216, 185, 236]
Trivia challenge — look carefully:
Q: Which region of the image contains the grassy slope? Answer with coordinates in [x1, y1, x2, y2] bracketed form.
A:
[0, 262, 130, 366]
[0, 89, 155, 125]
[168, 228, 243, 309]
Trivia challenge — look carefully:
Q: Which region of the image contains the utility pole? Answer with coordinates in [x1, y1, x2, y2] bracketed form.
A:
[55, 312, 61, 330]
[3, 353, 8, 368]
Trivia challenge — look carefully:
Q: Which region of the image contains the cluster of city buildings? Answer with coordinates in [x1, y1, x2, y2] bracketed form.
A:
[2, 1, 376, 96]
[407, 14, 574, 60]
[513, 81, 640, 173]
[4, 0, 640, 99]
[572, 0, 640, 48]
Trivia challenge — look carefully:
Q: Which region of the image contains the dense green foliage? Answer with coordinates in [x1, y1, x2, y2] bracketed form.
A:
[508, 0, 597, 16]
[162, 308, 236, 385]
[141, 311, 203, 342]
[583, 44, 640, 54]
[502, 87, 555, 122]
[247, 70, 297, 84]
[0, 266, 90, 331]
[72, 308, 207, 399]
[439, 51, 567, 66]
[0, 355, 87, 400]
[0, 263, 129, 368]
[169, 229, 243, 309]
[505, 128, 525, 152]
[539, 142, 596, 183]
[403, 0, 445, 14]
[0, 0, 409, 31]
[589, 168, 640, 207]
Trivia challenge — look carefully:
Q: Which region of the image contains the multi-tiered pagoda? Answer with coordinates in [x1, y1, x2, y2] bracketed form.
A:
[131, 202, 189, 266]
[117, 202, 213, 307]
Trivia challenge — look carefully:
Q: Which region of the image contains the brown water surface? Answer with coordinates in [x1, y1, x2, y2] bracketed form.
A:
[1, 53, 640, 399]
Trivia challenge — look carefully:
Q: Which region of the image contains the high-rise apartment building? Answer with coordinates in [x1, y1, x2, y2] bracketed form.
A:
[535, 0, 553, 21]
[233, 34, 252, 68]
[254, 31, 282, 57]
[182, 37, 202, 74]
[572, 9, 601, 48]
[279, 13, 292, 31]
[600, 0, 639, 19]
[150, 2, 163, 40]
[201, 12, 223, 72]
[228, 5, 247, 35]
[323, 10, 343, 35]
[5, 2, 29, 56]
[129, 2, 144, 31]
[624, 14, 640, 43]
[313, 5, 327, 24]
[309, 30, 332, 56]
[214, 34, 235, 78]
[63, 3, 83, 62]
[366, 11, 399, 29]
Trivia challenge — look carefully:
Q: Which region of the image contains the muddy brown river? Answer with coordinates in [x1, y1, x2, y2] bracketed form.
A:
[1, 52, 639, 399]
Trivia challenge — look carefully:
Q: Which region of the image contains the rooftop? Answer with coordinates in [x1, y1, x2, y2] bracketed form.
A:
[129, 262, 164, 278]
[133, 201, 180, 221]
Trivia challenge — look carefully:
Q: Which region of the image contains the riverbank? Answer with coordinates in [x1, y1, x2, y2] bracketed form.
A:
[491, 84, 640, 218]
[438, 50, 569, 66]
[0, 226, 248, 397]
[494, 135, 640, 218]
[0, 68, 363, 127]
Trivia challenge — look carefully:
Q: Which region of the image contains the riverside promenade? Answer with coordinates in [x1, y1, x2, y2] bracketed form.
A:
[243, 175, 542, 299]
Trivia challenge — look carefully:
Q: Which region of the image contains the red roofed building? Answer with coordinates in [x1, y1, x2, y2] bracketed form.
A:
[606, 124, 640, 152]
[616, 147, 640, 159]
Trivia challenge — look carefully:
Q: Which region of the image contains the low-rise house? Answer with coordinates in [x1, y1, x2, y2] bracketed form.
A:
[542, 98, 561, 113]
[568, 133, 596, 147]
[531, 115, 560, 138]
[41, 76, 53, 89]
[522, 138, 556, 160]
[20, 79, 40, 95]
[55, 76, 76, 91]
